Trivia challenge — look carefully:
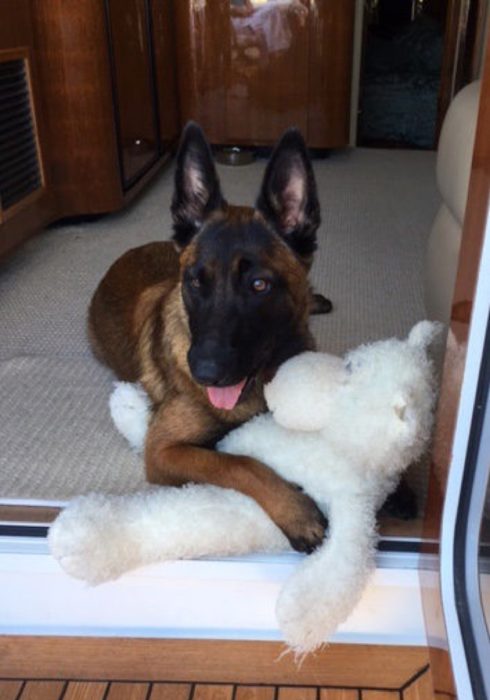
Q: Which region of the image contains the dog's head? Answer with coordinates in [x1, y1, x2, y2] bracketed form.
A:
[171, 122, 321, 410]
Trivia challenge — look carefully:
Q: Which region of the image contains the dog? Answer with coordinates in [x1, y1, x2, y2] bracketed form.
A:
[88, 123, 332, 553]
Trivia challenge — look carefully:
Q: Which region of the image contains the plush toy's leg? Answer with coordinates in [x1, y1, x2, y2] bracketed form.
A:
[276, 494, 377, 654]
[49, 485, 289, 585]
[109, 382, 151, 452]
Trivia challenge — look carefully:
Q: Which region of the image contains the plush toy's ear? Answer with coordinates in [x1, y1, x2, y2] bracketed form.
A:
[265, 352, 346, 432]
[171, 122, 226, 249]
[255, 128, 320, 265]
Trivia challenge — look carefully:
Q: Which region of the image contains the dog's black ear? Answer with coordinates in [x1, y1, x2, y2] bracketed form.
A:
[171, 122, 226, 249]
[256, 128, 320, 263]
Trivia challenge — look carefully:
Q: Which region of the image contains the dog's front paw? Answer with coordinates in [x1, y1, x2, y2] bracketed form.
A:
[48, 495, 131, 584]
[274, 486, 328, 554]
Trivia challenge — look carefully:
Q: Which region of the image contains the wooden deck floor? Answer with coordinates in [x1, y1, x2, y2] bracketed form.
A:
[0, 670, 433, 700]
[0, 640, 435, 700]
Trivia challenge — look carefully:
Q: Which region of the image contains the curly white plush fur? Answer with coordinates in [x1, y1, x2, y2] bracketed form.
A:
[49, 321, 439, 653]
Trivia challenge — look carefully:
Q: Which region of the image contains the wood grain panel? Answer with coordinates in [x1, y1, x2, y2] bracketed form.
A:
[105, 683, 150, 700]
[63, 682, 109, 700]
[0, 638, 429, 689]
[0, 681, 24, 700]
[192, 686, 234, 700]
[0, 185, 54, 260]
[278, 688, 317, 700]
[320, 690, 359, 700]
[307, 0, 356, 148]
[0, 1, 31, 47]
[0, 504, 60, 524]
[403, 668, 434, 699]
[149, 684, 192, 700]
[234, 687, 275, 700]
[30, 0, 122, 216]
[20, 681, 65, 700]
[173, 1, 227, 144]
[361, 692, 398, 700]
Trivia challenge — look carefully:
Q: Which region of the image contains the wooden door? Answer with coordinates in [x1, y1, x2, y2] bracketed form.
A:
[422, 31, 490, 699]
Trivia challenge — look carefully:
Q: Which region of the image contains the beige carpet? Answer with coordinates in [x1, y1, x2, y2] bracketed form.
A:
[0, 148, 439, 501]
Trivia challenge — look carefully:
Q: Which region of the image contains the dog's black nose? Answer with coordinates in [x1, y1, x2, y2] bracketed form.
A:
[189, 357, 222, 386]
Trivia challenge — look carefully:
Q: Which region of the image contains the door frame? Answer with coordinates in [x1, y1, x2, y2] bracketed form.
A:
[422, 28, 490, 699]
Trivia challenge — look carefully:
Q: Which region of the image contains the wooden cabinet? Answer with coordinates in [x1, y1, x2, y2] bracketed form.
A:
[0, 0, 53, 259]
[174, 0, 355, 148]
[30, 0, 179, 219]
[0, 0, 179, 259]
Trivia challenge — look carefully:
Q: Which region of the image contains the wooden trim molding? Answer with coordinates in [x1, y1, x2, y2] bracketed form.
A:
[0, 503, 421, 540]
[0, 638, 429, 688]
[0, 505, 61, 525]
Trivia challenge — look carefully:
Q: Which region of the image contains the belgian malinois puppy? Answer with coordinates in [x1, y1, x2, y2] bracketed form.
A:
[89, 123, 330, 552]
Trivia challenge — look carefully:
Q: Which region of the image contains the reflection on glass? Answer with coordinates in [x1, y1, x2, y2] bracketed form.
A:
[479, 483, 490, 635]
[107, 0, 159, 185]
[230, 0, 307, 58]
[226, 0, 310, 142]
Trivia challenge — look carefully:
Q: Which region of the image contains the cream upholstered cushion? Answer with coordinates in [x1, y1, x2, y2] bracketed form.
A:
[425, 203, 465, 322]
[437, 81, 481, 223]
[425, 81, 480, 322]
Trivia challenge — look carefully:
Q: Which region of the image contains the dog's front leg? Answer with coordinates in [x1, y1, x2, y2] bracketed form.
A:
[145, 397, 327, 554]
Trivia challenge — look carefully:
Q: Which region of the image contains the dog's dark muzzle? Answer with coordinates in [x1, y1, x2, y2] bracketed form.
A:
[188, 338, 240, 387]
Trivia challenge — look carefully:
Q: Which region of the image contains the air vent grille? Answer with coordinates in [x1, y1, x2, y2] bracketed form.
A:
[0, 59, 42, 211]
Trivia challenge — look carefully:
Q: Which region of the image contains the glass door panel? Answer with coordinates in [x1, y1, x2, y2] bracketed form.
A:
[106, 0, 159, 186]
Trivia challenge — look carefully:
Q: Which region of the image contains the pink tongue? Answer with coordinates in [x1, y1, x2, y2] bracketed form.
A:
[207, 378, 247, 410]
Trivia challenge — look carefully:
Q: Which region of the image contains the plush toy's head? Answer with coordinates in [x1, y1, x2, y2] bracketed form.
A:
[264, 321, 440, 476]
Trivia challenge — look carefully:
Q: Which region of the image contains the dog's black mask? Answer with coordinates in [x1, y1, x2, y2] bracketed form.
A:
[171, 122, 321, 404]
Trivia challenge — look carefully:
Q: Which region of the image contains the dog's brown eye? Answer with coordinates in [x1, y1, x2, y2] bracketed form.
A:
[190, 277, 201, 289]
[251, 278, 271, 294]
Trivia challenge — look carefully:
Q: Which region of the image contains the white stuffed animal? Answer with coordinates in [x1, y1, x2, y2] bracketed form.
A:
[49, 321, 439, 653]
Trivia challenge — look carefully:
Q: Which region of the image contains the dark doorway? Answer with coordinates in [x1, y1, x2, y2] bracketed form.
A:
[358, 0, 447, 149]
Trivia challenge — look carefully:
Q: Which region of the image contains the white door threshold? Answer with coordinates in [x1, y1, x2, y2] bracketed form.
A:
[0, 534, 428, 647]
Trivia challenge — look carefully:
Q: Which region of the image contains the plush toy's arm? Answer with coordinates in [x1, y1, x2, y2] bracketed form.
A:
[109, 382, 151, 452]
[276, 492, 377, 653]
[49, 485, 289, 585]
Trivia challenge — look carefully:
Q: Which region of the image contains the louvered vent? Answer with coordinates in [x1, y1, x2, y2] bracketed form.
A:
[0, 58, 42, 212]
